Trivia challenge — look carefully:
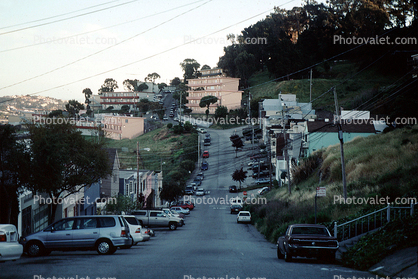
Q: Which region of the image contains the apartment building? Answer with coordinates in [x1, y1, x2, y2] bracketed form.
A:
[102, 115, 145, 140]
[186, 68, 242, 114]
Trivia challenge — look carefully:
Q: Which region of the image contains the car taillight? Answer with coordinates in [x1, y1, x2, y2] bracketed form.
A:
[135, 228, 141, 234]
[0, 232, 6, 242]
[121, 229, 127, 237]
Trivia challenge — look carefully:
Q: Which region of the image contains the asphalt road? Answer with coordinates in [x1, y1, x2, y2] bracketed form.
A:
[1, 126, 374, 279]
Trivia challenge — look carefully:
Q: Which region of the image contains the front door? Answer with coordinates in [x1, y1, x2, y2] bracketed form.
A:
[45, 219, 75, 248]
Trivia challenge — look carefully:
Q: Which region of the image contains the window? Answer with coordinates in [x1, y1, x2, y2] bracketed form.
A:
[53, 219, 75, 231]
[75, 218, 97, 229]
[98, 217, 116, 227]
[125, 119, 128, 123]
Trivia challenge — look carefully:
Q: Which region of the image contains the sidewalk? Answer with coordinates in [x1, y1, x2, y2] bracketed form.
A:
[368, 246, 418, 278]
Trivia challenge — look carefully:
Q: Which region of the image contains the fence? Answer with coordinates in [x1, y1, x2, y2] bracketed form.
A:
[334, 202, 417, 241]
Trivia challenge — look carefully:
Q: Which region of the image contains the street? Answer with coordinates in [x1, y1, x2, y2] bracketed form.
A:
[1, 127, 373, 279]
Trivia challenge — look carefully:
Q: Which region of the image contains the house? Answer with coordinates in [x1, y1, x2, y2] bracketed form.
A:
[101, 149, 120, 198]
[304, 119, 376, 157]
[102, 115, 145, 140]
[119, 169, 163, 208]
[186, 68, 242, 114]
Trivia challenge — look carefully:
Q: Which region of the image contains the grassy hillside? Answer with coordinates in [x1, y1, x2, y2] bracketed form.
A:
[103, 126, 198, 172]
[247, 125, 418, 244]
[247, 61, 404, 111]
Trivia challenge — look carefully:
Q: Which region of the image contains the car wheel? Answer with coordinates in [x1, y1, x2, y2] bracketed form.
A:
[26, 241, 45, 257]
[284, 251, 292, 262]
[277, 247, 284, 259]
[169, 222, 177, 230]
[96, 239, 115, 255]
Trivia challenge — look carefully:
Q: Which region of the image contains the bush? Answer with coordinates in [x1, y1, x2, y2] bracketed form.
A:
[167, 123, 173, 129]
[173, 125, 183, 134]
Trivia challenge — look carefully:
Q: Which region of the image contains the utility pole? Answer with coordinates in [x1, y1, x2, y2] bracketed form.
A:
[310, 68, 313, 103]
[333, 87, 347, 201]
[248, 93, 254, 156]
[179, 90, 182, 126]
[137, 141, 141, 204]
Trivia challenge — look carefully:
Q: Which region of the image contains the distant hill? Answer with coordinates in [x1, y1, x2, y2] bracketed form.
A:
[0, 95, 67, 119]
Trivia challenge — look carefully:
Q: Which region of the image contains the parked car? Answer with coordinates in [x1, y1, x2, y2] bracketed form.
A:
[193, 177, 202, 186]
[229, 185, 238, 193]
[203, 138, 211, 146]
[277, 224, 339, 262]
[185, 186, 194, 195]
[170, 206, 190, 215]
[196, 128, 207, 133]
[161, 209, 185, 226]
[201, 161, 209, 171]
[230, 204, 243, 214]
[163, 115, 168, 120]
[171, 201, 194, 210]
[195, 188, 205, 196]
[0, 224, 23, 262]
[196, 172, 204, 179]
[237, 211, 251, 223]
[123, 215, 144, 245]
[130, 210, 183, 230]
[205, 133, 211, 139]
[202, 150, 209, 158]
[255, 178, 270, 184]
[258, 186, 270, 195]
[230, 196, 243, 205]
[20, 215, 131, 256]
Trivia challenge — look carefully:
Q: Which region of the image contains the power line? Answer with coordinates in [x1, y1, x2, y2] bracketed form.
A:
[0, 0, 209, 53]
[0, 0, 139, 36]
[0, 0, 212, 92]
[0, 0, 123, 30]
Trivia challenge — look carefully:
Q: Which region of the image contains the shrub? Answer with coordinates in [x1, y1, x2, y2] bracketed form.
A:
[167, 123, 173, 129]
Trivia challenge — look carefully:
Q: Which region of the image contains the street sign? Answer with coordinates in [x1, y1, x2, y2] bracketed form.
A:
[316, 187, 326, 197]
[243, 191, 247, 196]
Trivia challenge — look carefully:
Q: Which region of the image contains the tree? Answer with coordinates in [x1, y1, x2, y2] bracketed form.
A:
[82, 88, 93, 115]
[22, 122, 112, 223]
[65, 100, 84, 118]
[145, 72, 161, 83]
[199, 95, 218, 119]
[171, 77, 181, 86]
[183, 121, 193, 132]
[98, 78, 118, 94]
[201, 64, 211, 70]
[230, 134, 244, 157]
[137, 83, 149, 92]
[158, 83, 168, 90]
[48, 110, 63, 118]
[123, 79, 137, 91]
[105, 194, 135, 214]
[232, 167, 247, 189]
[121, 105, 130, 113]
[215, 105, 228, 119]
[180, 58, 200, 82]
[0, 125, 26, 225]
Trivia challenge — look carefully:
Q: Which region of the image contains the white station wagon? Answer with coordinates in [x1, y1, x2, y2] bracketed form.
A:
[0, 224, 23, 262]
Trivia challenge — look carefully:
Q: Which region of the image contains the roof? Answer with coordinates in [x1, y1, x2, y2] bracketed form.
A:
[307, 120, 376, 133]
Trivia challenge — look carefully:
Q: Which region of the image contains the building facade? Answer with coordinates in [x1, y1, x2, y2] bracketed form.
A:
[186, 68, 242, 114]
[103, 115, 145, 140]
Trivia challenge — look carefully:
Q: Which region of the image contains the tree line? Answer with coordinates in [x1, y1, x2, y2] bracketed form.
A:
[217, 0, 418, 87]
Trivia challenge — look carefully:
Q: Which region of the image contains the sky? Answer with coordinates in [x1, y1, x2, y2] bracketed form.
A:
[0, 0, 305, 103]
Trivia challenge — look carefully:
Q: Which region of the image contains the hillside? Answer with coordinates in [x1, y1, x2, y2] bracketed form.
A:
[103, 126, 198, 173]
[247, 61, 408, 113]
[247, 125, 418, 244]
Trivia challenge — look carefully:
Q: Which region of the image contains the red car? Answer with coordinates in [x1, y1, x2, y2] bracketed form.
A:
[202, 151, 209, 158]
[171, 201, 194, 210]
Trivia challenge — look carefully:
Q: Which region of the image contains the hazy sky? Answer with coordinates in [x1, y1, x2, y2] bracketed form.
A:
[0, 0, 304, 103]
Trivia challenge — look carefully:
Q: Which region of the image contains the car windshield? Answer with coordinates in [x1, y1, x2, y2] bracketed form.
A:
[291, 227, 330, 236]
